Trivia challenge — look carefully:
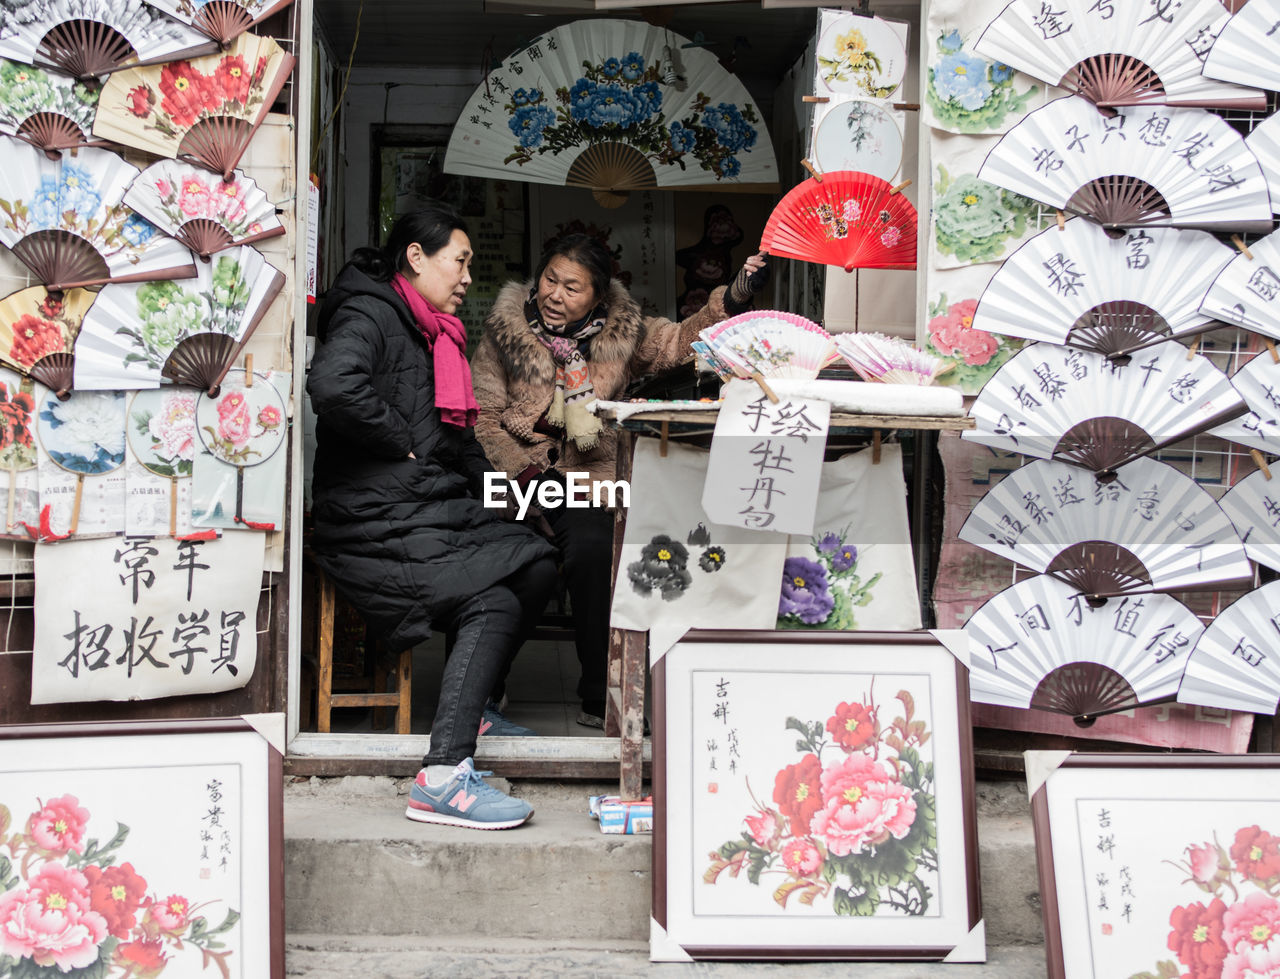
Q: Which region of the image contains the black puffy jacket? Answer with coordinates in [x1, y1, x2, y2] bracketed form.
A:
[307, 262, 555, 652]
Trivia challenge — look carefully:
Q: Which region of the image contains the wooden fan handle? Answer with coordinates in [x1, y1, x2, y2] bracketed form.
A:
[70, 473, 84, 536]
[234, 465, 246, 524]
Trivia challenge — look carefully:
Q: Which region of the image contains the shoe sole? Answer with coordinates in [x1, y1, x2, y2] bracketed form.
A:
[404, 805, 533, 830]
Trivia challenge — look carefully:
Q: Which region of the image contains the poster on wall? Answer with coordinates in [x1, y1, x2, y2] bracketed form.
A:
[673, 192, 775, 320]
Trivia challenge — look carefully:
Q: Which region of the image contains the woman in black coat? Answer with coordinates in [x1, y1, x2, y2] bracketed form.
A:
[307, 202, 556, 830]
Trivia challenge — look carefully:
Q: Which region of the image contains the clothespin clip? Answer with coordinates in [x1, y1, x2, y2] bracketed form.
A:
[750, 371, 780, 404]
[801, 158, 823, 183]
[1055, 209, 1066, 231]
[1232, 234, 1253, 260]
[244, 353, 253, 386]
[1187, 337, 1200, 360]
[802, 95, 830, 103]
[871, 429, 882, 464]
[889, 179, 912, 195]
[659, 420, 669, 458]
[1252, 449, 1272, 480]
[1266, 338, 1279, 364]
[891, 102, 920, 111]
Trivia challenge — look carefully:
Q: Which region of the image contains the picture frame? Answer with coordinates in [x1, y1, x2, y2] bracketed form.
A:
[1028, 752, 1280, 979]
[652, 629, 983, 961]
[0, 716, 284, 978]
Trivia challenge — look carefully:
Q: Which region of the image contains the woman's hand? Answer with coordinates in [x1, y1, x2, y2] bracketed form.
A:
[408, 451, 416, 459]
[725, 252, 770, 314]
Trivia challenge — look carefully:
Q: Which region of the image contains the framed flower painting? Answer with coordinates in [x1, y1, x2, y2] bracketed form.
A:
[652, 630, 983, 961]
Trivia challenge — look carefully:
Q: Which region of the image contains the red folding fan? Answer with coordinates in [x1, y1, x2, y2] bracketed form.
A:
[759, 170, 917, 271]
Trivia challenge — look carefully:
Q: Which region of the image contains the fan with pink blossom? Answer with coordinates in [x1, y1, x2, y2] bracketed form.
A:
[126, 386, 198, 536]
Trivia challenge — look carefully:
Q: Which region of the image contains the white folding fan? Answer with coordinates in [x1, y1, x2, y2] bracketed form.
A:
[443, 19, 777, 197]
[698, 310, 836, 381]
[1203, 0, 1280, 93]
[1245, 111, 1280, 215]
[973, 0, 1266, 109]
[0, 58, 108, 153]
[124, 160, 284, 258]
[959, 456, 1252, 600]
[964, 339, 1247, 475]
[970, 218, 1235, 357]
[1200, 227, 1280, 341]
[978, 95, 1273, 233]
[1208, 350, 1280, 454]
[0, 0, 217, 79]
[1178, 582, 1280, 714]
[0, 284, 95, 397]
[963, 573, 1205, 721]
[0, 137, 196, 290]
[1218, 468, 1280, 572]
[73, 244, 283, 393]
[834, 332, 950, 385]
[145, 0, 295, 46]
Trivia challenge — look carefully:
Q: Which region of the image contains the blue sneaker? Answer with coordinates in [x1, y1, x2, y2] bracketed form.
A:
[478, 703, 538, 737]
[405, 758, 533, 830]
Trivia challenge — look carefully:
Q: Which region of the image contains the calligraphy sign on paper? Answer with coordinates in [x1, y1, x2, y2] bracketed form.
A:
[30, 534, 266, 704]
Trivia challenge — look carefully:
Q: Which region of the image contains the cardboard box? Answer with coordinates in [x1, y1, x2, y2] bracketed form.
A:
[588, 794, 654, 835]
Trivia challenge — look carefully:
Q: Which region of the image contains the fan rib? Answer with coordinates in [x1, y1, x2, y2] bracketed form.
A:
[162, 333, 239, 395]
[1053, 416, 1155, 476]
[194, 2, 256, 45]
[1047, 540, 1151, 601]
[1063, 54, 1163, 108]
[29, 352, 75, 400]
[12, 231, 109, 291]
[1066, 301, 1169, 358]
[17, 112, 89, 153]
[1030, 663, 1141, 723]
[176, 219, 236, 259]
[40, 20, 137, 80]
[178, 116, 255, 180]
[565, 142, 657, 191]
[1067, 176, 1170, 229]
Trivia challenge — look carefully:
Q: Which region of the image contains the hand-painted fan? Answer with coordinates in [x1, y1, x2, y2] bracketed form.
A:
[73, 244, 284, 393]
[814, 11, 907, 98]
[959, 456, 1251, 600]
[963, 340, 1247, 475]
[0, 284, 94, 397]
[973, 0, 1266, 109]
[808, 98, 904, 182]
[0, 0, 217, 79]
[833, 332, 950, 385]
[92, 32, 296, 179]
[1178, 582, 1280, 714]
[1208, 351, 1280, 454]
[978, 96, 1273, 233]
[698, 310, 836, 381]
[124, 160, 284, 258]
[970, 218, 1235, 357]
[195, 370, 284, 527]
[0, 58, 107, 153]
[1203, 0, 1280, 93]
[759, 170, 916, 271]
[1199, 228, 1280, 341]
[145, 0, 295, 46]
[963, 573, 1205, 722]
[36, 387, 126, 535]
[127, 386, 196, 536]
[0, 137, 197, 290]
[0, 366, 40, 534]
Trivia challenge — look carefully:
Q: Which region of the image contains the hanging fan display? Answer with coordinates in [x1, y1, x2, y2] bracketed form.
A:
[963, 340, 1246, 474]
[1199, 228, 1280, 341]
[809, 98, 904, 182]
[1245, 111, 1280, 215]
[35, 387, 126, 536]
[124, 160, 283, 258]
[126, 386, 196, 536]
[698, 310, 836, 381]
[1208, 351, 1280, 454]
[1202, 0, 1280, 93]
[834, 332, 950, 385]
[0, 284, 95, 397]
[92, 32, 296, 179]
[1218, 468, 1280, 572]
[0, 366, 40, 536]
[443, 19, 777, 195]
[195, 370, 284, 526]
[973, 0, 1266, 109]
[73, 244, 283, 393]
[0, 137, 196, 290]
[963, 573, 1205, 720]
[0, 0, 217, 79]
[959, 456, 1251, 599]
[759, 170, 916, 271]
[1178, 582, 1280, 714]
[814, 11, 907, 98]
[145, 0, 295, 46]
[977, 96, 1273, 233]
[0, 58, 107, 152]
[970, 219, 1234, 356]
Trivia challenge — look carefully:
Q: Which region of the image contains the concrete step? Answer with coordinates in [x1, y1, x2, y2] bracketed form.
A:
[284, 776, 1045, 951]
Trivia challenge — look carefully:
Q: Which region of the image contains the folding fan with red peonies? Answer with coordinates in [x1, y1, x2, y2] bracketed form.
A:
[0, 284, 95, 398]
[1178, 582, 1280, 715]
[0, 0, 217, 79]
[145, 0, 296, 47]
[0, 58, 110, 154]
[759, 170, 916, 271]
[92, 32, 295, 179]
[697, 310, 836, 381]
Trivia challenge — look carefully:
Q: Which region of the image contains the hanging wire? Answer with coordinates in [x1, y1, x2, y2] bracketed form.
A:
[310, 0, 363, 175]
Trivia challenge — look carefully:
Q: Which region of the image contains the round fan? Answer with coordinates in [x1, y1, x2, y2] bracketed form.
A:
[124, 160, 284, 258]
[0, 366, 40, 534]
[73, 244, 284, 394]
[963, 573, 1205, 721]
[970, 218, 1234, 355]
[0, 0, 217, 79]
[833, 332, 950, 385]
[1202, 0, 1280, 93]
[959, 456, 1251, 599]
[0, 58, 107, 153]
[92, 32, 296, 179]
[978, 96, 1273, 233]
[1245, 111, 1280, 216]
[760, 170, 917, 271]
[1199, 227, 1280, 341]
[35, 387, 125, 535]
[144, 0, 295, 46]
[809, 98, 903, 183]
[0, 137, 197, 290]
[1178, 582, 1280, 714]
[698, 310, 835, 380]
[1208, 350, 1280, 454]
[1218, 468, 1280, 572]
[127, 386, 196, 536]
[973, 0, 1266, 109]
[443, 19, 777, 193]
[0, 285, 95, 398]
[814, 12, 907, 98]
[195, 371, 285, 525]
[963, 340, 1247, 474]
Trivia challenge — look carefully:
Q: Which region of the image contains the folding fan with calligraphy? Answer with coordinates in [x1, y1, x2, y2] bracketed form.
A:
[759, 170, 916, 271]
[145, 0, 295, 46]
[1245, 112, 1280, 215]
[92, 32, 295, 179]
[0, 138, 196, 290]
[963, 340, 1247, 475]
[959, 456, 1251, 601]
[1178, 582, 1280, 714]
[73, 244, 283, 394]
[1199, 228, 1280, 340]
[0, 284, 95, 397]
[973, 0, 1266, 109]
[1203, 0, 1280, 93]
[1218, 468, 1280, 572]
[0, 58, 107, 153]
[978, 96, 1273, 233]
[698, 310, 836, 381]
[0, 0, 216, 79]
[1207, 350, 1280, 455]
[124, 160, 284, 258]
[970, 218, 1234, 357]
[963, 573, 1205, 722]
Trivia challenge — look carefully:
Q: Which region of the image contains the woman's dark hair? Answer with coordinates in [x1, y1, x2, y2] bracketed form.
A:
[350, 202, 468, 282]
[534, 233, 613, 302]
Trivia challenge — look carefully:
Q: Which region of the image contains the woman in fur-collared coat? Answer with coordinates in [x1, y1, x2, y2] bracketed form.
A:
[471, 233, 767, 727]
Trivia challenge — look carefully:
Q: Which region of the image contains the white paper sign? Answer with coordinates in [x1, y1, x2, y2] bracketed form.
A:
[702, 379, 829, 535]
[31, 534, 266, 704]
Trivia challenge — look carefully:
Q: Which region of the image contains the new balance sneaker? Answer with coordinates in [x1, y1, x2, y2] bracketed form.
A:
[405, 758, 533, 830]
[477, 702, 538, 737]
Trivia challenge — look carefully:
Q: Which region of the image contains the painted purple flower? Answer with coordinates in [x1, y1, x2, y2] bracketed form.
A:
[831, 544, 858, 573]
[778, 556, 834, 624]
[817, 532, 841, 554]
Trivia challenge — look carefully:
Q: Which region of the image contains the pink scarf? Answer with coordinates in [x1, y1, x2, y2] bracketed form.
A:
[392, 272, 478, 428]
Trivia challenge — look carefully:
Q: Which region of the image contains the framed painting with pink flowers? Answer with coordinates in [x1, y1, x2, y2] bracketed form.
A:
[651, 630, 983, 962]
[1029, 753, 1280, 979]
[0, 716, 283, 978]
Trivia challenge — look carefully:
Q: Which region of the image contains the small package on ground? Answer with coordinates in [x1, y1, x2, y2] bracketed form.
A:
[589, 795, 654, 834]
